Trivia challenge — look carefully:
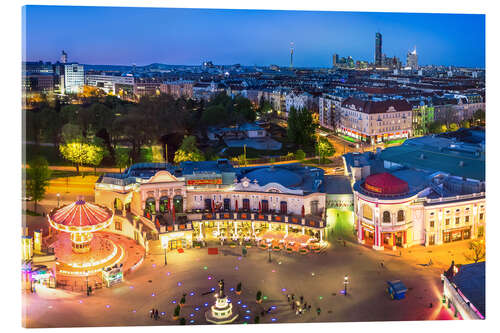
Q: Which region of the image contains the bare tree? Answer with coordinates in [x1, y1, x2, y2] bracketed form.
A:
[463, 239, 485, 263]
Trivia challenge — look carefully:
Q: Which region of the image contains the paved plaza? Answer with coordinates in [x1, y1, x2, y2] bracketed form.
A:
[23, 236, 459, 328]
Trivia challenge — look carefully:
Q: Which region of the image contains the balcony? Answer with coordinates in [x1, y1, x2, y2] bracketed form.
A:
[187, 209, 325, 229]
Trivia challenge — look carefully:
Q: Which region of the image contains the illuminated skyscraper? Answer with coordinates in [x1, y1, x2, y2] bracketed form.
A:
[290, 42, 294, 68]
[332, 53, 339, 67]
[375, 32, 382, 67]
[406, 46, 418, 70]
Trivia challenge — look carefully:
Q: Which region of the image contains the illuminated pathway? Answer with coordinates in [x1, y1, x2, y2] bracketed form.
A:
[23, 240, 455, 327]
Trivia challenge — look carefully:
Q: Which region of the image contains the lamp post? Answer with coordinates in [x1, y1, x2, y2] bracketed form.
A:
[268, 244, 272, 263]
[344, 275, 349, 296]
[56, 193, 60, 208]
[164, 246, 168, 266]
[86, 270, 89, 296]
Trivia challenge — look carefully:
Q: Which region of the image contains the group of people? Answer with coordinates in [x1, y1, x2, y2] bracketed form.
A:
[286, 293, 321, 316]
[150, 308, 160, 320]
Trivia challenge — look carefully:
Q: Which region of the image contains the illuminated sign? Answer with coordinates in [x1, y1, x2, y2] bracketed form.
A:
[187, 178, 222, 186]
[364, 183, 382, 193]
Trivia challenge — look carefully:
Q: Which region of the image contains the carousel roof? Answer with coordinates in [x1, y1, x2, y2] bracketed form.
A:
[49, 199, 113, 228]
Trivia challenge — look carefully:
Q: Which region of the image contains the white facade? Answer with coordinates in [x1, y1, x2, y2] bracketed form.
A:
[63, 64, 84, 94]
[86, 74, 135, 94]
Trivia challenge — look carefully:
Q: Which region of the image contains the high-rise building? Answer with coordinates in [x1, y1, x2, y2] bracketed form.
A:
[290, 42, 294, 68]
[62, 63, 84, 94]
[375, 32, 382, 67]
[61, 50, 68, 64]
[406, 47, 418, 70]
[332, 53, 339, 67]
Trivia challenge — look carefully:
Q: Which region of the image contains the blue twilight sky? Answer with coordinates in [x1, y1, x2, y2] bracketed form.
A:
[23, 6, 485, 68]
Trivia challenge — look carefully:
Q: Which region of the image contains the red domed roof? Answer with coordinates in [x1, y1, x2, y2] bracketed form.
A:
[362, 172, 409, 195]
[49, 200, 113, 228]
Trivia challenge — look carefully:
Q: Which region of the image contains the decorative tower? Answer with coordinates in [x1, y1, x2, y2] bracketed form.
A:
[205, 279, 239, 324]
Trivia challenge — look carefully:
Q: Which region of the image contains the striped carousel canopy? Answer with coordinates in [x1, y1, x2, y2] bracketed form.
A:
[49, 199, 113, 228]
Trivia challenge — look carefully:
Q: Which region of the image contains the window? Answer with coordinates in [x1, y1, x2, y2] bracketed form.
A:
[455, 217, 460, 225]
[280, 201, 287, 215]
[243, 199, 250, 210]
[465, 216, 470, 223]
[445, 218, 450, 226]
[480, 213, 484, 220]
[310, 201, 319, 215]
[397, 210, 405, 222]
[362, 205, 373, 220]
[382, 211, 391, 223]
[115, 220, 122, 231]
[430, 221, 435, 228]
[262, 200, 269, 213]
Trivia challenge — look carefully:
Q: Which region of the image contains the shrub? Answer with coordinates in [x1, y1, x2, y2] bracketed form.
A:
[174, 305, 180, 317]
[295, 149, 306, 161]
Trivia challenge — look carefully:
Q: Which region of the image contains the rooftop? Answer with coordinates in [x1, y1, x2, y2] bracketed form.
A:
[452, 262, 485, 317]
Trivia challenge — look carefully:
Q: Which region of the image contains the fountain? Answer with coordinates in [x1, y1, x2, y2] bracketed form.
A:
[205, 279, 239, 324]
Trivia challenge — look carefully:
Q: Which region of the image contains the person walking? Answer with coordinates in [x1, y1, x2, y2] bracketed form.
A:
[308, 304, 312, 311]
[287, 294, 290, 303]
[300, 295, 304, 303]
[150, 308, 154, 318]
[291, 294, 295, 301]
[303, 302, 307, 310]
[154, 309, 159, 320]
[316, 307, 321, 316]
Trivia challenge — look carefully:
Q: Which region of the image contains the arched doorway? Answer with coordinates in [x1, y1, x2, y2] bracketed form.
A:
[173, 195, 183, 213]
[159, 196, 169, 214]
[145, 197, 156, 215]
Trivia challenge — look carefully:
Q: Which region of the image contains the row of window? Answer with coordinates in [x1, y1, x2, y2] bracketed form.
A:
[428, 213, 484, 228]
[362, 205, 406, 223]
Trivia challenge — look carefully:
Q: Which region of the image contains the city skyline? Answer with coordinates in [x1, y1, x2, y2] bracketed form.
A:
[23, 6, 485, 68]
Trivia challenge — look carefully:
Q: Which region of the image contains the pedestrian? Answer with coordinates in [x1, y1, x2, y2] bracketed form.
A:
[154, 309, 159, 320]
[317, 307, 321, 316]
[291, 301, 295, 310]
[295, 309, 299, 316]
[303, 302, 307, 309]
[300, 295, 304, 303]
[291, 294, 295, 301]
[380, 262, 384, 268]
[287, 294, 290, 303]
[299, 307, 302, 315]
[429, 303, 433, 308]
[308, 304, 312, 311]
[150, 308, 154, 318]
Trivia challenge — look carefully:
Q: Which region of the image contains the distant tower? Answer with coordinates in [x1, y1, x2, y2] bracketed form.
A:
[406, 46, 418, 70]
[375, 32, 382, 67]
[61, 50, 68, 64]
[290, 42, 294, 69]
[332, 53, 339, 67]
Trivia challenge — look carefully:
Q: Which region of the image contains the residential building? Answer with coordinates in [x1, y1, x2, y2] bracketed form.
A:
[160, 80, 194, 99]
[85, 74, 135, 95]
[339, 97, 413, 144]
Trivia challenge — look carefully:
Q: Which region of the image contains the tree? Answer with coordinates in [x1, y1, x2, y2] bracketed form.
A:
[317, 137, 335, 164]
[86, 138, 106, 175]
[26, 156, 51, 214]
[463, 239, 485, 263]
[428, 121, 447, 134]
[448, 123, 459, 132]
[294, 149, 306, 161]
[59, 140, 104, 175]
[173, 135, 205, 164]
[115, 149, 129, 172]
[287, 107, 316, 148]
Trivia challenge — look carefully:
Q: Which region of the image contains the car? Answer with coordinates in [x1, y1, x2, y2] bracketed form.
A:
[22, 195, 32, 201]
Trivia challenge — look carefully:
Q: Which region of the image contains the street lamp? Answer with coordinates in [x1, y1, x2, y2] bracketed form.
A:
[344, 275, 349, 296]
[268, 244, 272, 263]
[56, 193, 60, 208]
[86, 270, 89, 296]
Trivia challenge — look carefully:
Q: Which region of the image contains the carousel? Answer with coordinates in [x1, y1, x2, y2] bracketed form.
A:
[48, 198, 125, 278]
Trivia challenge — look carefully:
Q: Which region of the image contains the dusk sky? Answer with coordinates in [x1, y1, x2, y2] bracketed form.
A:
[23, 6, 485, 68]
